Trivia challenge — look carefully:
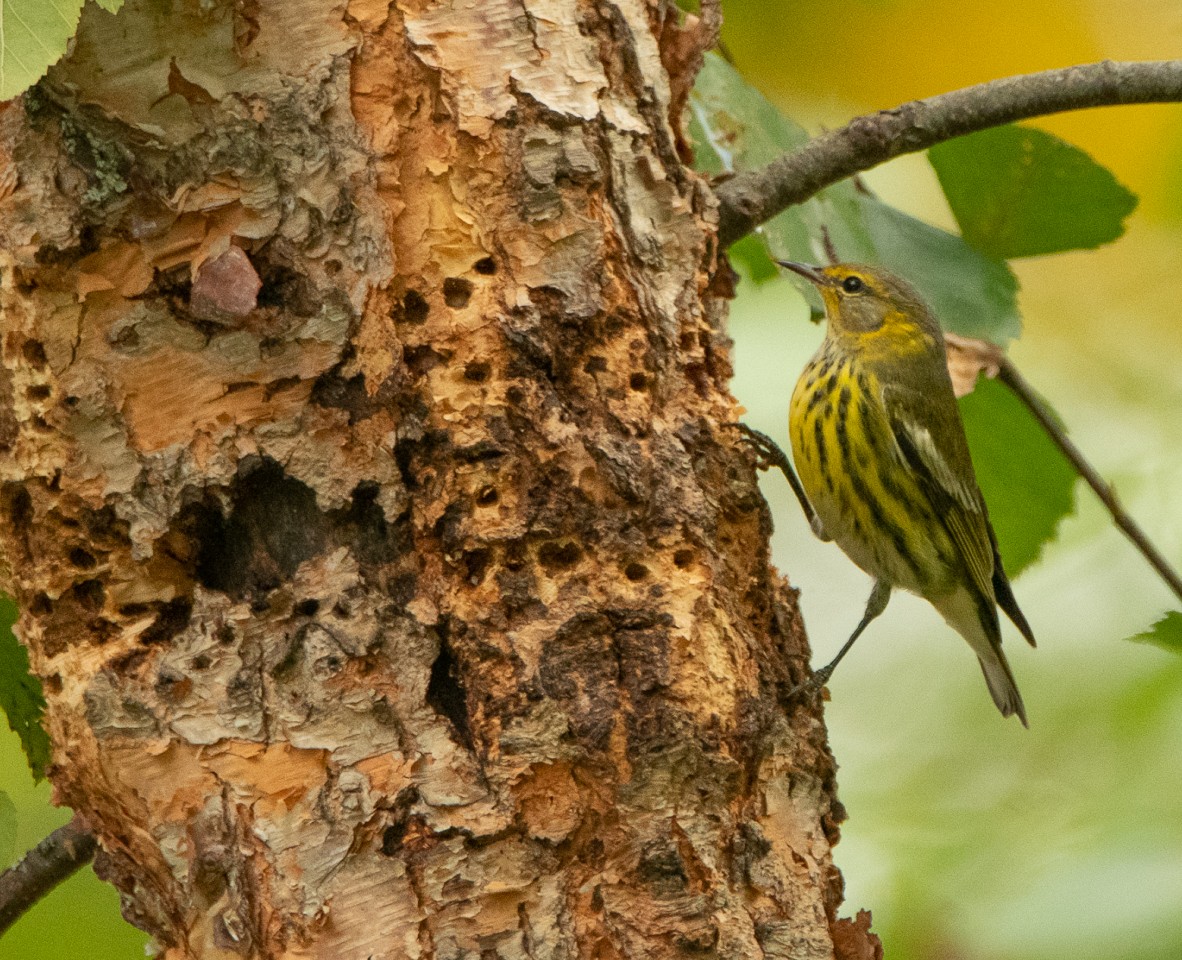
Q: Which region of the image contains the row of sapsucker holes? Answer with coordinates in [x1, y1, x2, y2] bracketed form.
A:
[457, 538, 698, 589]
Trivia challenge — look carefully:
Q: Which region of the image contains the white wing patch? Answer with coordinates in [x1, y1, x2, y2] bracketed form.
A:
[894, 418, 980, 514]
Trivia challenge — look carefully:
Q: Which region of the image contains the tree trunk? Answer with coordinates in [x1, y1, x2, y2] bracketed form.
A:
[0, 1, 861, 957]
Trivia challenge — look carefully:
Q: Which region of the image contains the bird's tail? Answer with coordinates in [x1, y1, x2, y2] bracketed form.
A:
[977, 649, 1028, 728]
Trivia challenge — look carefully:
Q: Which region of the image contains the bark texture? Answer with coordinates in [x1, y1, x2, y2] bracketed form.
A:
[0, 1, 856, 957]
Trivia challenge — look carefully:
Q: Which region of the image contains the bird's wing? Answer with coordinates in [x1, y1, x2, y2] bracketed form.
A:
[988, 518, 1037, 647]
[882, 385, 996, 609]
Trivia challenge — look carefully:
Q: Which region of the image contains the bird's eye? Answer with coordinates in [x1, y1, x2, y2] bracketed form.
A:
[841, 275, 864, 293]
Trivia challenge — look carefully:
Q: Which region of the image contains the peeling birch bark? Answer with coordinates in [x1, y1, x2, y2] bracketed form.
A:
[0, 1, 860, 957]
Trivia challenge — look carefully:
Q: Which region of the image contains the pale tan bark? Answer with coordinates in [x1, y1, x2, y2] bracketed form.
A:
[0, 1, 866, 957]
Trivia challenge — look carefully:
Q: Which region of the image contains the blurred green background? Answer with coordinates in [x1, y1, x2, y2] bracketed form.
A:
[4, 1, 1182, 956]
[723, 1, 1182, 958]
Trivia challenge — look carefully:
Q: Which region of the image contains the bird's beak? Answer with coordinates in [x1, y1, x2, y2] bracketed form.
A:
[775, 260, 830, 286]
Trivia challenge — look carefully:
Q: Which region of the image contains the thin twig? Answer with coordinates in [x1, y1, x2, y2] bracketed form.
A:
[715, 59, 1182, 247]
[0, 815, 97, 937]
[997, 359, 1182, 604]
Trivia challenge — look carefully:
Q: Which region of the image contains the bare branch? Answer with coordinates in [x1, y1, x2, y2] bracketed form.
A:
[0, 815, 96, 936]
[715, 59, 1182, 248]
[997, 360, 1182, 605]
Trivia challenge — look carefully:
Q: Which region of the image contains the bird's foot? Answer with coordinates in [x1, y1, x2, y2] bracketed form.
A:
[732, 423, 793, 475]
[784, 664, 834, 706]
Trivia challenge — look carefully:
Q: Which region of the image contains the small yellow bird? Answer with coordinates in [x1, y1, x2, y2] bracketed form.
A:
[776, 260, 1035, 725]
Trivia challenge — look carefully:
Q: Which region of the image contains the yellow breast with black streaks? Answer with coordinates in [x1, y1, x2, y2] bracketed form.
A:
[789, 345, 957, 595]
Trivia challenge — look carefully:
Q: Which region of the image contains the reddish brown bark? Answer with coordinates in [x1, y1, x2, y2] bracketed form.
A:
[0, 1, 865, 957]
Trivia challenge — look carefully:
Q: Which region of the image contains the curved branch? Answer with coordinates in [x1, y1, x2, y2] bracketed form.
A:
[996, 360, 1182, 605]
[715, 59, 1182, 248]
[0, 815, 96, 936]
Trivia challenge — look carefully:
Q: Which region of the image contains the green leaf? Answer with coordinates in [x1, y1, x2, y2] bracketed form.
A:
[0, 594, 51, 781]
[1128, 611, 1182, 654]
[727, 232, 779, 282]
[958, 377, 1077, 577]
[1, 0, 84, 100]
[0, 1, 121, 99]
[689, 54, 1022, 344]
[857, 200, 1022, 343]
[929, 125, 1138, 259]
[0, 790, 15, 867]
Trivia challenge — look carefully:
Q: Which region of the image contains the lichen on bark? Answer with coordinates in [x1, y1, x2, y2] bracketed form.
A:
[0, 1, 861, 957]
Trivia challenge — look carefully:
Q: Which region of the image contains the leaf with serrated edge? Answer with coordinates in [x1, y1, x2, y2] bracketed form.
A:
[1, 0, 82, 99]
[0, 594, 51, 780]
[1129, 611, 1182, 654]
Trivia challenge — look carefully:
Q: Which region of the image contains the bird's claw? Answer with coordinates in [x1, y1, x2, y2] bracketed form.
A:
[784, 666, 833, 706]
[732, 423, 792, 474]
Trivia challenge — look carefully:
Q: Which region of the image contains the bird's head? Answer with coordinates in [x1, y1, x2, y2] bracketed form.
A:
[776, 261, 942, 352]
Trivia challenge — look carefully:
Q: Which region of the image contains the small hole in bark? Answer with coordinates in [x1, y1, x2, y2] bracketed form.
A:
[629, 372, 647, 391]
[68, 547, 97, 569]
[255, 262, 317, 316]
[476, 486, 499, 506]
[584, 356, 607, 374]
[537, 541, 581, 573]
[381, 787, 420, 855]
[473, 257, 496, 275]
[29, 592, 52, 616]
[45, 673, 62, 694]
[673, 549, 694, 569]
[25, 384, 51, 401]
[21, 340, 48, 368]
[2, 484, 32, 533]
[426, 629, 473, 749]
[679, 332, 695, 351]
[463, 360, 490, 383]
[463, 548, 492, 585]
[506, 386, 526, 405]
[217, 625, 235, 645]
[324, 259, 342, 276]
[382, 822, 409, 856]
[625, 562, 649, 582]
[140, 597, 193, 646]
[295, 599, 320, 617]
[398, 289, 430, 324]
[71, 579, 105, 612]
[31, 416, 51, 434]
[403, 344, 448, 378]
[192, 653, 212, 670]
[443, 277, 473, 309]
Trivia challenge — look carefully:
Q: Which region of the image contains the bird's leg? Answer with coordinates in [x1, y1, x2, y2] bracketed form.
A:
[787, 580, 892, 704]
[732, 423, 826, 539]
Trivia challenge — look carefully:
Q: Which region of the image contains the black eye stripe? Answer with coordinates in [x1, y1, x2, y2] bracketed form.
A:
[842, 275, 864, 293]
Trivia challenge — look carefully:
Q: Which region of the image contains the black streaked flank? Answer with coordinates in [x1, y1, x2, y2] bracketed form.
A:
[846, 467, 923, 580]
[835, 380, 853, 463]
[814, 416, 828, 472]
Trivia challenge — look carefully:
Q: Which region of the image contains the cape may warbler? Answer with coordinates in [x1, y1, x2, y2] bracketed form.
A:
[777, 261, 1035, 725]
